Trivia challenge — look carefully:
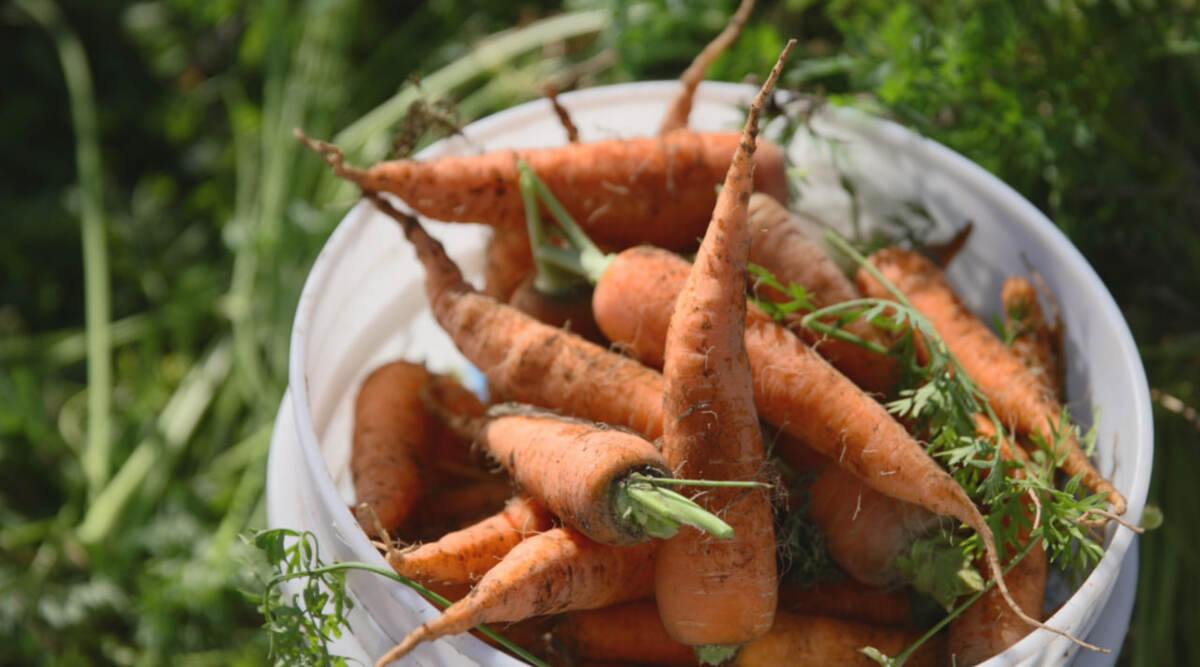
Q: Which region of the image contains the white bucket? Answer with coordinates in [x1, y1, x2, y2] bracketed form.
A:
[268, 81, 1153, 666]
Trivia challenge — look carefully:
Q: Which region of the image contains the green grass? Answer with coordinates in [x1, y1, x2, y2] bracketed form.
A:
[1, 0, 1195, 664]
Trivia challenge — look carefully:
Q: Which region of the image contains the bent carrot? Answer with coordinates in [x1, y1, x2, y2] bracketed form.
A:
[855, 247, 1125, 514]
[350, 360, 436, 536]
[732, 612, 946, 667]
[746, 192, 897, 393]
[655, 43, 791, 654]
[429, 402, 735, 545]
[376, 526, 658, 664]
[556, 599, 698, 666]
[1001, 274, 1062, 399]
[387, 495, 554, 585]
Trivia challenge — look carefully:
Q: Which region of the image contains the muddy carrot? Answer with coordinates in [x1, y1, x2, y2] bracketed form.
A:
[659, 0, 757, 135]
[732, 613, 946, 667]
[778, 579, 915, 628]
[556, 599, 698, 666]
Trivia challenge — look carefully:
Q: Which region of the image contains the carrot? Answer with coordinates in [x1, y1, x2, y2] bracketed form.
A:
[746, 192, 897, 393]
[658, 0, 756, 135]
[778, 579, 915, 628]
[855, 247, 1126, 514]
[386, 495, 554, 585]
[732, 612, 946, 667]
[806, 464, 940, 588]
[350, 360, 437, 536]
[298, 128, 790, 254]
[507, 277, 606, 344]
[654, 43, 792, 657]
[1001, 274, 1062, 399]
[483, 225, 533, 301]
[406, 478, 515, 542]
[429, 401, 737, 545]
[338, 187, 668, 441]
[542, 82, 580, 144]
[426, 371, 489, 474]
[376, 526, 658, 664]
[556, 599, 698, 666]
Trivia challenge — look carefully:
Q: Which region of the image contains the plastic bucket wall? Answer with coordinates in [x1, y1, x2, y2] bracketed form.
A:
[274, 81, 1153, 666]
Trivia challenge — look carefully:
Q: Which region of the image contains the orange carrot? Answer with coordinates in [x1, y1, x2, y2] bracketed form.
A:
[556, 599, 698, 666]
[807, 464, 940, 588]
[732, 612, 946, 667]
[507, 276, 606, 345]
[655, 44, 792, 655]
[778, 579, 915, 628]
[1001, 275, 1062, 399]
[483, 225, 533, 301]
[376, 526, 658, 664]
[406, 478, 515, 542]
[430, 402, 734, 546]
[746, 192, 897, 393]
[387, 495, 554, 585]
[346, 188, 667, 441]
[350, 360, 436, 536]
[301, 128, 790, 253]
[855, 247, 1125, 514]
[658, 0, 756, 135]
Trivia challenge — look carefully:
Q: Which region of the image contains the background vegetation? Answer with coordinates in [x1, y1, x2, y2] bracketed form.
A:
[2, 0, 1196, 664]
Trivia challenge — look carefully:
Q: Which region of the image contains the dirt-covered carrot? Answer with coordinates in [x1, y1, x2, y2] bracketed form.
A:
[855, 247, 1125, 514]
[655, 43, 792, 659]
[335, 187, 668, 441]
[297, 128, 789, 253]
[350, 360, 437, 536]
[506, 278, 606, 344]
[429, 402, 738, 545]
[807, 464, 940, 589]
[483, 225, 532, 301]
[1001, 275, 1062, 399]
[407, 478, 515, 541]
[556, 599, 698, 666]
[778, 579, 915, 628]
[387, 495, 554, 585]
[746, 192, 897, 393]
[376, 526, 658, 664]
[658, 0, 756, 135]
[732, 613, 946, 667]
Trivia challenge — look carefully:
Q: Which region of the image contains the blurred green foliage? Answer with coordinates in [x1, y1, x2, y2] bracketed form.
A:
[1, 0, 1196, 664]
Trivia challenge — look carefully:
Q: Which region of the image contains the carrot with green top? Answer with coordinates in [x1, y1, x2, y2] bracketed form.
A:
[855, 247, 1125, 514]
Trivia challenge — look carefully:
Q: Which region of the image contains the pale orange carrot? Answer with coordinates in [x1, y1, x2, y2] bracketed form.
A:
[855, 247, 1125, 514]
[655, 43, 792, 655]
[376, 527, 658, 664]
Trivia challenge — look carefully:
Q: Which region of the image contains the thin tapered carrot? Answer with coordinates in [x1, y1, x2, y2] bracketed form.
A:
[429, 402, 737, 545]
[746, 192, 897, 393]
[298, 128, 789, 253]
[855, 247, 1125, 514]
[387, 495, 554, 585]
[732, 612, 946, 667]
[655, 43, 793, 655]
[344, 187, 668, 441]
[350, 360, 437, 536]
[542, 82, 580, 144]
[376, 526, 658, 664]
[658, 0, 756, 135]
[556, 599, 698, 666]
[778, 579, 915, 628]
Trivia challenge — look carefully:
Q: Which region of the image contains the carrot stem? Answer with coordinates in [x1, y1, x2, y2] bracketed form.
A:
[516, 160, 611, 280]
[519, 167, 582, 295]
[616, 474, 736, 539]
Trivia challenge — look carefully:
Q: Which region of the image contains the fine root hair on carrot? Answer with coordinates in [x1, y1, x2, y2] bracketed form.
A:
[659, 0, 757, 135]
[542, 82, 579, 143]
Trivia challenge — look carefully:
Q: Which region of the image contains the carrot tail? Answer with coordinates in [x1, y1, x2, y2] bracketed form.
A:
[543, 83, 580, 143]
[659, 0, 757, 135]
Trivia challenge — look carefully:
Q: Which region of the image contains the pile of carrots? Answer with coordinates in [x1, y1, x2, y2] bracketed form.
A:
[299, 3, 1130, 665]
